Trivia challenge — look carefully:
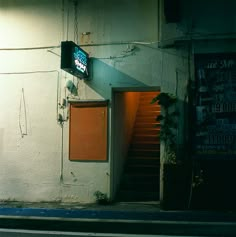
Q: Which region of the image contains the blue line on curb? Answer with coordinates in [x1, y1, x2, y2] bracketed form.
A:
[1, 207, 236, 222]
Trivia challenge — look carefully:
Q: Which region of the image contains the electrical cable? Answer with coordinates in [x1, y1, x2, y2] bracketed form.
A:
[187, 42, 194, 210]
[0, 70, 59, 75]
[60, 121, 64, 182]
[19, 88, 27, 138]
[66, 0, 70, 41]
[62, 0, 65, 41]
[0, 46, 60, 51]
[0, 70, 61, 124]
[0, 41, 158, 51]
[0, 30, 235, 52]
[0, 42, 191, 59]
[73, 0, 79, 44]
[56, 71, 62, 125]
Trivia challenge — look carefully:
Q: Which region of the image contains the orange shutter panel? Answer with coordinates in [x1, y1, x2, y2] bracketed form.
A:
[69, 101, 108, 161]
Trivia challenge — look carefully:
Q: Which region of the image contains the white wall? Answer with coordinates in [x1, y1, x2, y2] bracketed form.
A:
[0, 0, 107, 203]
[0, 0, 191, 203]
[77, 0, 161, 98]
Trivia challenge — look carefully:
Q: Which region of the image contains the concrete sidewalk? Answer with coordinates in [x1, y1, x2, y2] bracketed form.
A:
[0, 200, 236, 221]
[0, 201, 236, 236]
[0, 201, 161, 221]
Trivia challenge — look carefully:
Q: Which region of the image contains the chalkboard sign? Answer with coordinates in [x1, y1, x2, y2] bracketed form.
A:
[193, 53, 236, 159]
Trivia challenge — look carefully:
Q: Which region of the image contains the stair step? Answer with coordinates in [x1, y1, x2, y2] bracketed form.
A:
[136, 120, 160, 126]
[116, 91, 161, 202]
[133, 131, 160, 136]
[126, 161, 160, 167]
[128, 148, 160, 157]
[121, 174, 159, 186]
[136, 110, 160, 116]
[125, 164, 160, 174]
[139, 96, 160, 101]
[127, 157, 160, 163]
[123, 173, 159, 183]
[140, 92, 159, 96]
[130, 142, 160, 150]
[120, 174, 160, 187]
[132, 135, 159, 142]
[140, 94, 160, 100]
[139, 100, 159, 106]
[135, 124, 160, 130]
[134, 118, 160, 126]
[136, 116, 160, 122]
[140, 91, 158, 93]
[137, 105, 160, 111]
[136, 111, 160, 117]
[134, 125, 160, 129]
[117, 190, 159, 201]
[127, 161, 160, 168]
[133, 127, 160, 135]
[120, 182, 159, 192]
[127, 157, 160, 165]
[136, 114, 160, 119]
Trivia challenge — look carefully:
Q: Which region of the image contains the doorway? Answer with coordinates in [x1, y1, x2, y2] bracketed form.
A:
[111, 88, 161, 202]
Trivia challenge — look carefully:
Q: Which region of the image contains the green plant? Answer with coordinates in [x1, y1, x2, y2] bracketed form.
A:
[94, 191, 109, 205]
[151, 92, 179, 164]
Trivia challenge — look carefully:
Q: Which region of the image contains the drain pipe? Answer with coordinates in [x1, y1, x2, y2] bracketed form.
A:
[157, 0, 163, 46]
[60, 122, 64, 182]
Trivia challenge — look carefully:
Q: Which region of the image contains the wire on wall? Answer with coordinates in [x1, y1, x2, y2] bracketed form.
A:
[19, 88, 28, 138]
[0, 41, 189, 59]
[0, 46, 60, 51]
[0, 70, 61, 124]
[61, 0, 65, 41]
[73, 0, 79, 44]
[60, 119, 64, 182]
[66, 0, 70, 40]
[0, 70, 59, 75]
[1, 69, 70, 185]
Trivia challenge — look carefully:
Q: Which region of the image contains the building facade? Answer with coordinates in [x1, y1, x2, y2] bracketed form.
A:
[0, 0, 235, 208]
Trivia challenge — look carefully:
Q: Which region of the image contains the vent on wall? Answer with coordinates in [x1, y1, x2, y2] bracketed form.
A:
[164, 0, 181, 23]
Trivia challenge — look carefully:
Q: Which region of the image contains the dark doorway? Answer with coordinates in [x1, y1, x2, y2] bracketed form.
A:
[112, 89, 161, 202]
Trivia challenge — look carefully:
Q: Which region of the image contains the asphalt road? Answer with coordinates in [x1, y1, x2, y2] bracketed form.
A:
[0, 217, 236, 236]
[0, 229, 199, 237]
[1, 206, 236, 236]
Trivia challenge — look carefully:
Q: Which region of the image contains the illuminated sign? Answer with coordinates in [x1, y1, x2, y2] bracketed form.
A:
[61, 41, 89, 79]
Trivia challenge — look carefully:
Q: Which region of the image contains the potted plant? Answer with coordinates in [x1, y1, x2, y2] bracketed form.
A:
[151, 92, 191, 210]
[94, 191, 110, 205]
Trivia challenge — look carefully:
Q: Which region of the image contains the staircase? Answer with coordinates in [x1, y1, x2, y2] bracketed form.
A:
[117, 91, 161, 201]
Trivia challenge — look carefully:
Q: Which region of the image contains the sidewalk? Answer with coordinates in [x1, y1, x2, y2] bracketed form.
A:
[0, 201, 236, 236]
[0, 201, 161, 220]
[0, 200, 236, 221]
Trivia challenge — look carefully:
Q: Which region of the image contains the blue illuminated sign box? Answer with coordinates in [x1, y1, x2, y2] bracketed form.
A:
[61, 41, 89, 79]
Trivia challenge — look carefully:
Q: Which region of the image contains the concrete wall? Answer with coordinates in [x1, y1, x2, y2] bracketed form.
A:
[181, 0, 236, 38]
[77, 0, 189, 168]
[0, 0, 106, 203]
[159, 0, 236, 158]
[161, 0, 236, 51]
[76, 0, 160, 98]
[0, 0, 191, 203]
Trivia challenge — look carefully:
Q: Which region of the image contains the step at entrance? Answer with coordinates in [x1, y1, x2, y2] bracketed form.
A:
[117, 91, 161, 201]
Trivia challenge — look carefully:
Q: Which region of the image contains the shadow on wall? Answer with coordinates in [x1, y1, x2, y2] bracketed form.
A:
[86, 59, 146, 99]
